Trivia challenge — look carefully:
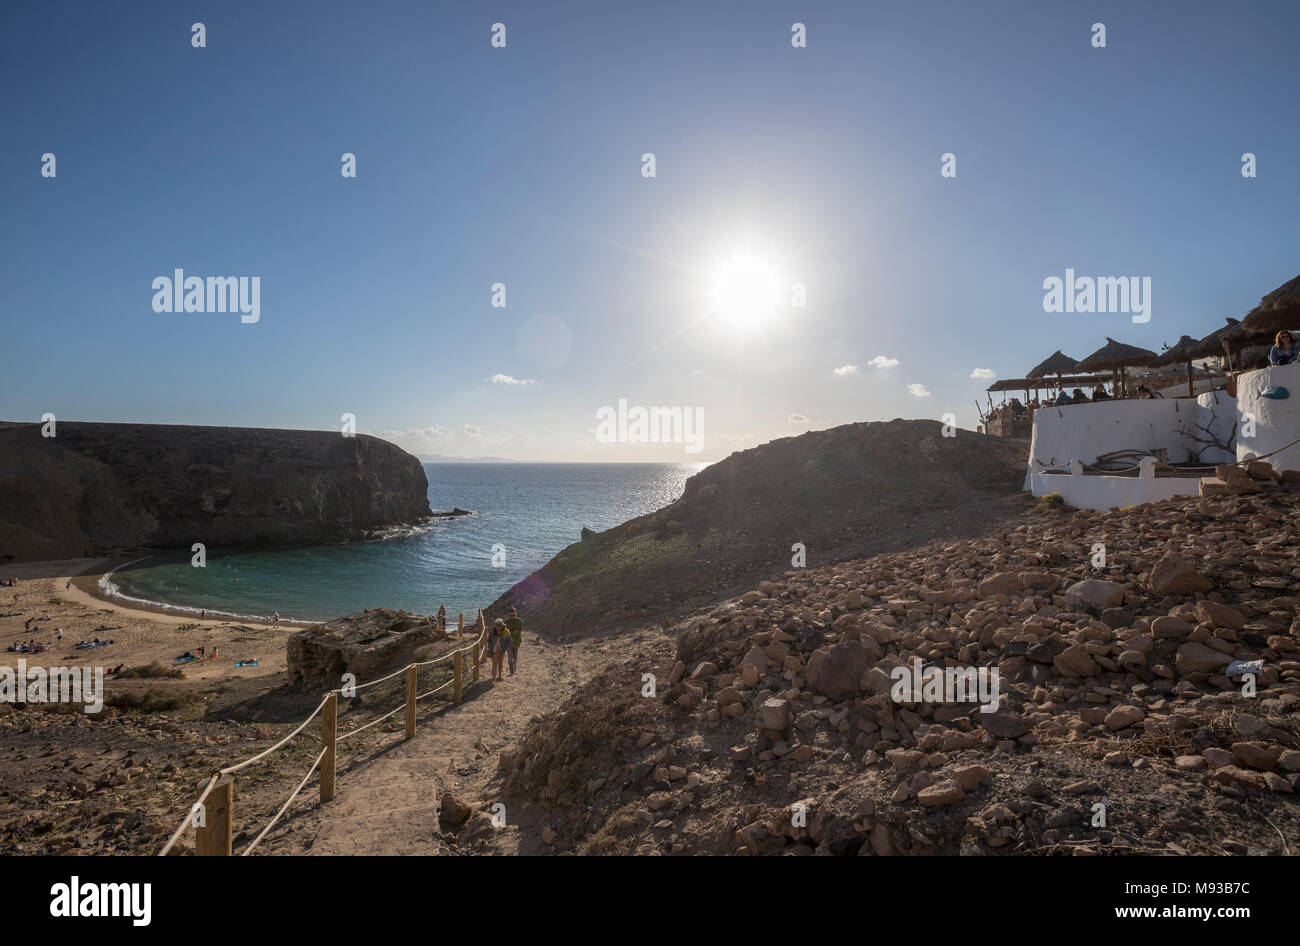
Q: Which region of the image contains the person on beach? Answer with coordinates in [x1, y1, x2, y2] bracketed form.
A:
[1269, 330, 1297, 366]
[489, 618, 511, 681]
[505, 607, 524, 676]
[272, 611, 280, 627]
[56, 627, 63, 645]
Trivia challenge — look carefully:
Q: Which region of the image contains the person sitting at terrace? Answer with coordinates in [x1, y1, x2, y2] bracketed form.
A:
[1269, 330, 1296, 366]
[1091, 385, 1111, 401]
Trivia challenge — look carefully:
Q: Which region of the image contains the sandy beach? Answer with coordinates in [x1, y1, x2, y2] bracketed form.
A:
[0, 558, 303, 684]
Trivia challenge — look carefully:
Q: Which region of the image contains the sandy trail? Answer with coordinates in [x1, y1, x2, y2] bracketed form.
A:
[261, 634, 613, 856]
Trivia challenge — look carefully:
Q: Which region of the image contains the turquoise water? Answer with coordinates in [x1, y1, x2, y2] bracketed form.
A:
[106, 463, 704, 623]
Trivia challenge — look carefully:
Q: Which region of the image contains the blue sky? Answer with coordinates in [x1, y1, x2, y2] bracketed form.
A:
[3, 0, 1298, 460]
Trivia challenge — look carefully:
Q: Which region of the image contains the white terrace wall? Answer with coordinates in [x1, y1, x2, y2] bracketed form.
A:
[1025, 470, 1199, 510]
[1025, 365, 1299, 510]
[1236, 361, 1300, 472]
[1026, 397, 1211, 471]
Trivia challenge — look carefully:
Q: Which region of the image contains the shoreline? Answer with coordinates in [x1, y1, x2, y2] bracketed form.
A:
[39, 558, 314, 630]
[89, 557, 318, 628]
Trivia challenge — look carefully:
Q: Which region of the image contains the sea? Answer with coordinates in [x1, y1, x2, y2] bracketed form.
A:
[104, 463, 705, 623]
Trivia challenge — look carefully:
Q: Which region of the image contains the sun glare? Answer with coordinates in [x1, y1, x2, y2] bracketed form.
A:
[708, 252, 784, 328]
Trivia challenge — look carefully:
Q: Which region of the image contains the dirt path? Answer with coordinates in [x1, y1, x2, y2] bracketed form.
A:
[261, 634, 617, 855]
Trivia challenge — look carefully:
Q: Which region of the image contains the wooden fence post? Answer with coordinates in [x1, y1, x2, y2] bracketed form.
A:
[321, 692, 337, 803]
[454, 650, 463, 704]
[405, 665, 417, 739]
[196, 775, 233, 856]
[473, 609, 486, 682]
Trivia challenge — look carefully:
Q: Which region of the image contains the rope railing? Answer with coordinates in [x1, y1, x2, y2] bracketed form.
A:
[220, 693, 332, 775]
[157, 608, 492, 856]
[243, 747, 328, 856]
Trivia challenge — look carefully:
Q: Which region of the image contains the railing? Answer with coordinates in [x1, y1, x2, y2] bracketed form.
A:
[157, 609, 490, 856]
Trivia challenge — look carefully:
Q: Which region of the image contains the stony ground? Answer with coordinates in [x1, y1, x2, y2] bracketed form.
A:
[6, 465, 1299, 857]
[482, 476, 1300, 855]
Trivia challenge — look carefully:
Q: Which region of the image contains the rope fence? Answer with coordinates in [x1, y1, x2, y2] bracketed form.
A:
[157, 608, 491, 856]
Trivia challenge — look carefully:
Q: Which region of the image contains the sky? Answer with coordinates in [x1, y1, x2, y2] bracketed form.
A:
[3, 0, 1298, 461]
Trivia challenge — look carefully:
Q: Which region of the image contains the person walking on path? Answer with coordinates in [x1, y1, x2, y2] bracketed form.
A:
[505, 607, 524, 676]
[489, 618, 510, 681]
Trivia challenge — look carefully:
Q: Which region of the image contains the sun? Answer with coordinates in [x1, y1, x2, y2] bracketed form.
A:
[708, 252, 784, 328]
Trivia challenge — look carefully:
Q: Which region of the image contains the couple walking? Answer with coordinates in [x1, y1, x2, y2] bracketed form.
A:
[488, 606, 523, 681]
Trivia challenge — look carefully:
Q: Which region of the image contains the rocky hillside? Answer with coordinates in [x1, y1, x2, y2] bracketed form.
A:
[487, 467, 1300, 855]
[0, 422, 432, 562]
[489, 420, 1027, 635]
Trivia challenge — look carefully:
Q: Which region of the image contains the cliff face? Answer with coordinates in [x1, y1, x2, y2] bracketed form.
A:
[488, 420, 1029, 635]
[0, 422, 432, 562]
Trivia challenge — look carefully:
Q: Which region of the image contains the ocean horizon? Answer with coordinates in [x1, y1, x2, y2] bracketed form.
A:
[103, 462, 706, 624]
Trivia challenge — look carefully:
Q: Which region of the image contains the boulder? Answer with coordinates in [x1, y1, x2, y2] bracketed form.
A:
[1175, 642, 1232, 676]
[1231, 742, 1277, 771]
[439, 792, 473, 826]
[1053, 644, 1100, 678]
[759, 698, 792, 731]
[1148, 552, 1212, 596]
[1104, 705, 1145, 731]
[1194, 601, 1245, 630]
[917, 779, 966, 808]
[808, 641, 873, 701]
[978, 572, 1022, 597]
[1064, 579, 1125, 612]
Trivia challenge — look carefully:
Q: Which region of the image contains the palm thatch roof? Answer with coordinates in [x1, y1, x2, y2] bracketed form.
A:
[986, 375, 1106, 393]
[1026, 350, 1079, 378]
[1150, 335, 1200, 368]
[1189, 317, 1250, 359]
[1074, 337, 1158, 372]
[1242, 273, 1300, 335]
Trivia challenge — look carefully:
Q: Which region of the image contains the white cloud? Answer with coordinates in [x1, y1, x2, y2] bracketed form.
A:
[485, 373, 536, 386]
[868, 355, 900, 369]
[907, 383, 932, 398]
[833, 364, 858, 376]
[787, 412, 808, 423]
[970, 368, 996, 379]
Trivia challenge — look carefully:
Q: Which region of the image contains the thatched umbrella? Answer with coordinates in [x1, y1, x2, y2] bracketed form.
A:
[1026, 350, 1079, 380]
[1150, 334, 1200, 397]
[1242, 274, 1300, 336]
[1075, 337, 1158, 398]
[1190, 317, 1251, 371]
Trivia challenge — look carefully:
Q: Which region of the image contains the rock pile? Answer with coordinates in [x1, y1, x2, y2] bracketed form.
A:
[495, 486, 1300, 855]
[286, 609, 443, 691]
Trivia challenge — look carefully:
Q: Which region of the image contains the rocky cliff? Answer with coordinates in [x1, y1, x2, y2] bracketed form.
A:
[488, 420, 1028, 635]
[0, 422, 432, 562]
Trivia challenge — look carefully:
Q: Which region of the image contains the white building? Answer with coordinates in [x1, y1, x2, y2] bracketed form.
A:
[1025, 362, 1300, 510]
